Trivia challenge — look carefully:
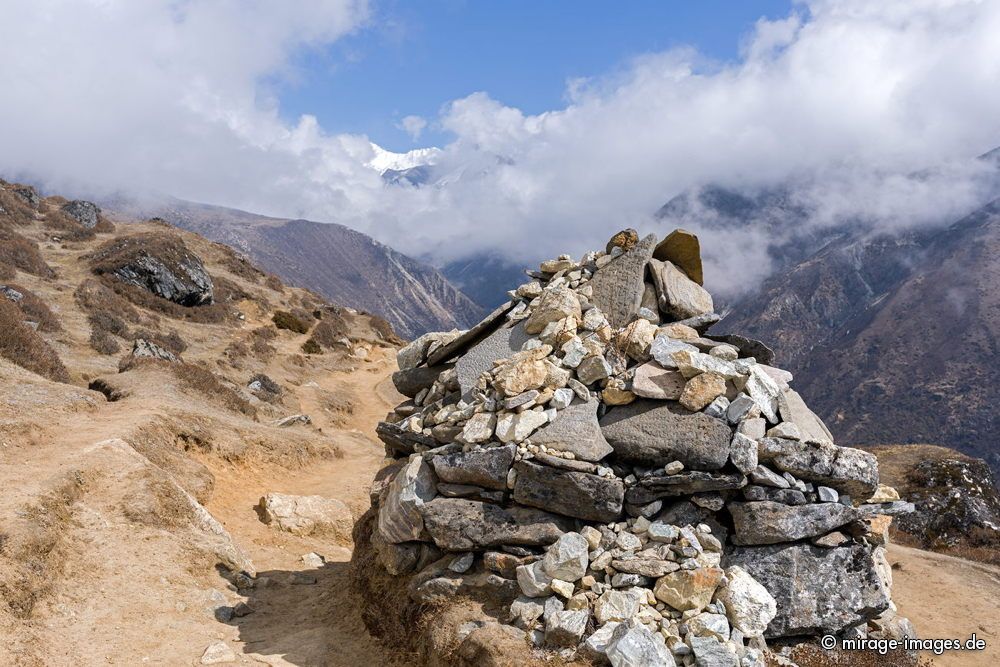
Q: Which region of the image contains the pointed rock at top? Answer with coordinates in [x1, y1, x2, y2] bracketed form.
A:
[606, 228, 640, 254]
[653, 228, 704, 285]
[588, 233, 658, 329]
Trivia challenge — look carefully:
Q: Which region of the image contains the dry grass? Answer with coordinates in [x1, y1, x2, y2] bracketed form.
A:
[0, 228, 55, 278]
[307, 312, 350, 348]
[123, 358, 256, 418]
[132, 328, 187, 355]
[369, 314, 403, 346]
[2, 283, 61, 332]
[0, 298, 70, 383]
[89, 328, 121, 355]
[301, 339, 322, 354]
[775, 642, 930, 667]
[75, 278, 142, 323]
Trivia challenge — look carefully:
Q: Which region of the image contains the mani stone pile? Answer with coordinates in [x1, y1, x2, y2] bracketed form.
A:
[371, 229, 914, 666]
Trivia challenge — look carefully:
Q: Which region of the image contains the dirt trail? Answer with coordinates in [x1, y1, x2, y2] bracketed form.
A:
[201, 347, 408, 667]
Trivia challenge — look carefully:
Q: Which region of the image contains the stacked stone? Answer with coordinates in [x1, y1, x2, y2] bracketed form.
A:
[372, 229, 914, 666]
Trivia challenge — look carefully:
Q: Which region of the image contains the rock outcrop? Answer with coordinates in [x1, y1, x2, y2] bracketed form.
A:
[360, 228, 912, 664]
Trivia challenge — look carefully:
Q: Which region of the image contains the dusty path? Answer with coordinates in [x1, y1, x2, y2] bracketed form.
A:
[202, 348, 408, 666]
[889, 543, 1000, 667]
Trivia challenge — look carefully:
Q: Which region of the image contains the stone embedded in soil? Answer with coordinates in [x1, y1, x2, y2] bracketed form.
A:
[587, 233, 658, 328]
[600, 399, 733, 470]
[258, 492, 353, 541]
[729, 501, 861, 545]
[419, 497, 573, 551]
[512, 461, 625, 522]
[528, 397, 613, 462]
[200, 641, 237, 664]
[724, 542, 891, 638]
[430, 444, 515, 490]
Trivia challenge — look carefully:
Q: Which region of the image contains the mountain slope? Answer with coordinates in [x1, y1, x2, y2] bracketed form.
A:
[720, 199, 1000, 472]
[102, 197, 484, 340]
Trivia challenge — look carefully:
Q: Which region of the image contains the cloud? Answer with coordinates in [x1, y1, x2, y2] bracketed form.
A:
[397, 115, 427, 140]
[1, 0, 999, 299]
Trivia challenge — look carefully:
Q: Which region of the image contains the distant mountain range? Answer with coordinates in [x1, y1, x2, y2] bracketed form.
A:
[102, 196, 485, 340]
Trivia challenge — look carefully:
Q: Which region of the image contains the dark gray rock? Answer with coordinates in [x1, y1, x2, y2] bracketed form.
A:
[625, 471, 746, 505]
[530, 397, 613, 462]
[757, 438, 878, 499]
[742, 485, 808, 505]
[455, 321, 531, 397]
[391, 364, 453, 398]
[108, 248, 213, 306]
[130, 338, 179, 363]
[426, 300, 516, 366]
[729, 501, 861, 545]
[376, 420, 438, 456]
[430, 444, 516, 490]
[724, 542, 891, 637]
[62, 200, 101, 228]
[673, 312, 721, 334]
[0, 285, 24, 303]
[658, 500, 728, 543]
[600, 400, 733, 470]
[513, 461, 625, 522]
[420, 498, 573, 551]
[705, 333, 774, 365]
[532, 451, 598, 473]
[587, 233, 657, 328]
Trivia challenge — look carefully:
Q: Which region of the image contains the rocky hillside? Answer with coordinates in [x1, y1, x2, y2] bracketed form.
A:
[0, 180, 406, 665]
[719, 199, 1000, 473]
[102, 196, 485, 340]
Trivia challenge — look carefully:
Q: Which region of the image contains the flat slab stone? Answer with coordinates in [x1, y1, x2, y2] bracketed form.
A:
[600, 399, 733, 470]
[391, 364, 453, 398]
[729, 501, 861, 545]
[631, 362, 686, 400]
[430, 444, 516, 490]
[376, 420, 438, 456]
[420, 498, 573, 551]
[426, 300, 516, 366]
[649, 258, 714, 320]
[777, 389, 834, 443]
[529, 397, 613, 462]
[455, 321, 532, 397]
[724, 542, 891, 638]
[757, 438, 878, 499]
[587, 233, 658, 329]
[625, 471, 746, 505]
[513, 461, 624, 522]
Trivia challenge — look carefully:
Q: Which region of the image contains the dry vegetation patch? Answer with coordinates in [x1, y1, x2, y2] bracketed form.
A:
[0, 298, 69, 383]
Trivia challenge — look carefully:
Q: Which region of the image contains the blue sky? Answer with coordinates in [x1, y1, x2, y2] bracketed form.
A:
[278, 0, 795, 150]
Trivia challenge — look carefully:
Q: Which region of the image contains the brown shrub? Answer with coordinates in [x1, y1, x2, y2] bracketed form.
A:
[2, 283, 61, 332]
[264, 274, 285, 293]
[170, 362, 256, 417]
[88, 310, 129, 337]
[273, 310, 309, 334]
[301, 339, 321, 354]
[75, 279, 141, 323]
[132, 328, 187, 355]
[0, 262, 14, 281]
[39, 206, 96, 242]
[369, 315, 403, 346]
[307, 312, 350, 348]
[0, 298, 70, 382]
[0, 228, 55, 278]
[89, 329, 121, 355]
[218, 246, 266, 284]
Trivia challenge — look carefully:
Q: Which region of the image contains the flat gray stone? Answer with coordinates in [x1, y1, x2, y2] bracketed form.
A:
[391, 364, 453, 398]
[600, 399, 733, 470]
[513, 461, 625, 522]
[587, 233, 658, 328]
[729, 501, 861, 545]
[777, 389, 834, 443]
[426, 300, 516, 366]
[529, 397, 613, 462]
[625, 471, 746, 505]
[420, 498, 573, 551]
[724, 542, 891, 638]
[430, 445, 516, 490]
[376, 420, 438, 456]
[631, 362, 687, 399]
[705, 334, 774, 365]
[455, 321, 532, 397]
[757, 438, 879, 499]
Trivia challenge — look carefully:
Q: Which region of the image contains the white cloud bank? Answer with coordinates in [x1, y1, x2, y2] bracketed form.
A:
[1, 0, 1000, 297]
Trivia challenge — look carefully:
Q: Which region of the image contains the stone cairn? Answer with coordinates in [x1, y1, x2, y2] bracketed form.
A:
[371, 229, 915, 666]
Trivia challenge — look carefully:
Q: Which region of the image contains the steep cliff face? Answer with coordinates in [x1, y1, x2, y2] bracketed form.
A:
[103, 197, 485, 340]
[721, 201, 1000, 471]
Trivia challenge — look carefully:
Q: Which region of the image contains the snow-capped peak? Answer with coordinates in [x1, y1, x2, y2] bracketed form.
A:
[367, 142, 441, 174]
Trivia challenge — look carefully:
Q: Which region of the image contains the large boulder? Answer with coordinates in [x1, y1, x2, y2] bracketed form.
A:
[512, 461, 624, 522]
[62, 200, 101, 228]
[600, 399, 733, 470]
[419, 498, 573, 550]
[652, 228, 703, 285]
[377, 457, 437, 544]
[89, 233, 214, 306]
[724, 542, 891, 638]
